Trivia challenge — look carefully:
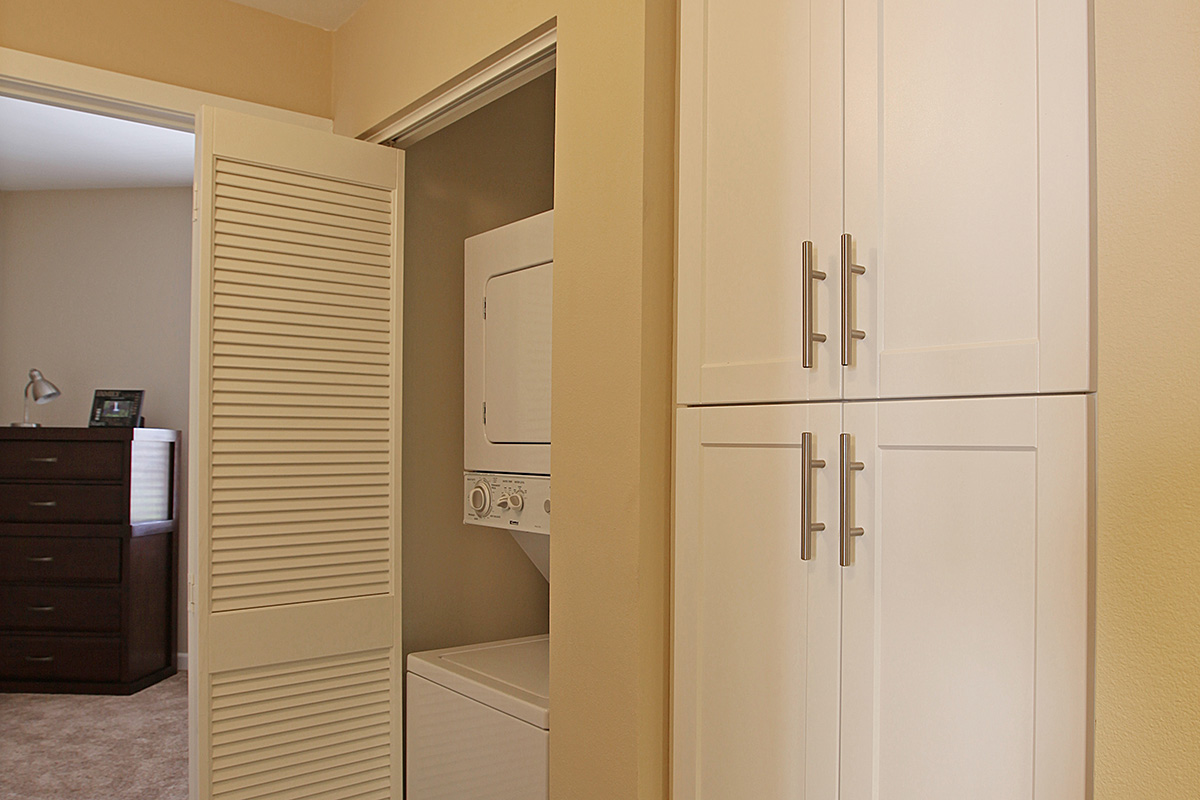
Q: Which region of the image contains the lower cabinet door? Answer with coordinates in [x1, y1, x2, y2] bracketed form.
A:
[840, 395, 1092, 800]
[674, 403, 842, 800]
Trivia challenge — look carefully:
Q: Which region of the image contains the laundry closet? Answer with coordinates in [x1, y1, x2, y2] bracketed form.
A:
[398, 70, 555, 798]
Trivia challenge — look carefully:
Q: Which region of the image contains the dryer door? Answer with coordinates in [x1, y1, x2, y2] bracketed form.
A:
[485, 261, 552, 445]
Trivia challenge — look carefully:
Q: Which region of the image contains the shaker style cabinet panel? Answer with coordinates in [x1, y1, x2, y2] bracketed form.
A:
[839, 395, 1092, 800]
[677, 0, 1094, 404]
[677, 0, 844, 405]
[842, 0, 1093, 399]
[674, 404, 843, 800]
[673, 396, 1092, 800]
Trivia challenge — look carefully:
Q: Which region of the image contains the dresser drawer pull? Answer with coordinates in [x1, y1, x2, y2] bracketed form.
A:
[28, 456, 59, 463]
[24, 655, 54, 663]
[28, 500, 58, 507]
[26, 556, 54, 563]
[27, 605, 56, 613]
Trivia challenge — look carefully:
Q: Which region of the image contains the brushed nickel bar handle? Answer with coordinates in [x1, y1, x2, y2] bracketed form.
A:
[27, 606, 56, 613]
[24, 656, 54, 663]
[28, 500, 57, 508]
[839, 433, 865, 567]
[799, 431, 827, 561]
[802, 241, 827, 369]
[841, 233, 867, 367]
[26, 556, 54, 563]
[28, 456, 58, 463]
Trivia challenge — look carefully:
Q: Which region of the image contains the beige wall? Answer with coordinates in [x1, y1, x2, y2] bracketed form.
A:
[0, 187, 193, 653]
[4, 2, 1197, 796]
[401, 72, 554, 659]
[0, 0, 331, 118]
[1093, 1, 1200, 796]
[337, 3, 677, 798]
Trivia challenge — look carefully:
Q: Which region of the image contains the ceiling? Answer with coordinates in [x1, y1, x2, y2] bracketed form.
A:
[228, 0, 369, 30]
[0, 96, 195, 192]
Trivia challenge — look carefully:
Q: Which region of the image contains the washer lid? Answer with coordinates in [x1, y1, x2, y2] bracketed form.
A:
[407, 634, 549, 730]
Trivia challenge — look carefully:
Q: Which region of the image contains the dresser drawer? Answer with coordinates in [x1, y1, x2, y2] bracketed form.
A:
[0, 484, 127, 523]
[0, 441, 126, 482]
[0, 586, 121, 632]
[0, 635, 121, 682]
[0, 537, 121, 583]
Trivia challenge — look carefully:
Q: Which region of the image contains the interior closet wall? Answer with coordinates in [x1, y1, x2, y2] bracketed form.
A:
[0, 186, 192, 654]
[401, 71, 554, 659]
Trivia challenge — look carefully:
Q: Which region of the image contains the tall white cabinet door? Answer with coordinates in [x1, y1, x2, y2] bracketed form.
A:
[677, 0, 844, 405]
[675, 403, 842, 800]
[190, 107, 403, 800]
[839, 396, 1092, 800]
[842, 0, 1094, 399]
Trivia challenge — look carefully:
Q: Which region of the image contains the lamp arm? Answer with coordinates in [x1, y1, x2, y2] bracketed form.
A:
[23, 380, 32, 425]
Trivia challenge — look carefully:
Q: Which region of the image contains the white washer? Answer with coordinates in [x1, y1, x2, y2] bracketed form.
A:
[406, 635, 549, 800]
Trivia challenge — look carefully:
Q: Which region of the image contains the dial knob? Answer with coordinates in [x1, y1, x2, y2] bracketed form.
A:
[508, 492, 523, 511]
[469, 481, 491, 516]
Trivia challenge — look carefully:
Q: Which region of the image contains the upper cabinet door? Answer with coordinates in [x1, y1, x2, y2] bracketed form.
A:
[839, 396, 1092, 800]
[842, 0, 1094, 399]
[677, 0, 844, 405]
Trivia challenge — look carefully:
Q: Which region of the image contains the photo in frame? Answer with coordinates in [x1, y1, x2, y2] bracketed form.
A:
[88, 390, 145, 428]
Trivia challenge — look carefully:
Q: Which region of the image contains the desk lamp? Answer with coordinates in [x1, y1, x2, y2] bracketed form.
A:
[11, 368, 61, 427]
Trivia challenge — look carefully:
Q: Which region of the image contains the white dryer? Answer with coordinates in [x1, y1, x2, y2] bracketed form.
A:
[406, 635, 549, 800]
[463, 210, 553, 580]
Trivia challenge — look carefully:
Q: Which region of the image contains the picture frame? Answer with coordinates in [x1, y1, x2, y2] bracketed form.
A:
[88, 389, 144, 428]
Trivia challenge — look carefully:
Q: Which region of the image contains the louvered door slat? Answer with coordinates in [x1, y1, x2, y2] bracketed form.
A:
[218, 161, 392, 205]
[216, 208, 392, 246]
[214, 266, 391, 301]
[215, 247, 391, 280]
[194, 106, 401, 800]
[216, 195, 391, 236]
[215, 170, 391, 215]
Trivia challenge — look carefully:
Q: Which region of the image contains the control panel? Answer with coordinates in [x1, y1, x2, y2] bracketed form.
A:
[463, 472, 550, 534]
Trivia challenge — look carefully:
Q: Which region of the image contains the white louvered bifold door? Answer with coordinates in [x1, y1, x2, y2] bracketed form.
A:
[189, 106, 403, 800]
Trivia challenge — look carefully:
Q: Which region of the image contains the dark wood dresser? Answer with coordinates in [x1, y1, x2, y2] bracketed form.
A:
[0, 427, 178, 694]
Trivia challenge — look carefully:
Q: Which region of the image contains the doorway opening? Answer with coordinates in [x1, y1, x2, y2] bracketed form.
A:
[0, 93, 193, 800]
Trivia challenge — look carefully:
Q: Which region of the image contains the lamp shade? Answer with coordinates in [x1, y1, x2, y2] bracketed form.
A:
[28, 369, 60, 403]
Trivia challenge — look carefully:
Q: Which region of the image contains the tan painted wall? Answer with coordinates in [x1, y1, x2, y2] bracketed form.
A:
[337, 2, 1200, 798]
[400, 72, 554, 659]
[336, 3, 676, 798]
[0, 0, 331, 118]
[1093, 1, 1200, 796]
[0, 187, 193, 653]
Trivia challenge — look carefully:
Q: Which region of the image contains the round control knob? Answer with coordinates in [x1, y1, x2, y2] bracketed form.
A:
[508, 493, 523, 511]
[469, 481, 491, 516]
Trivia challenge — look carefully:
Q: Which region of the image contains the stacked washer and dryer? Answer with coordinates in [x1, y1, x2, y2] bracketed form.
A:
[406, 210, 554, 799]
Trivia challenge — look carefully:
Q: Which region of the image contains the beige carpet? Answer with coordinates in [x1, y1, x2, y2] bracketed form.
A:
[0, 672, 187, 800]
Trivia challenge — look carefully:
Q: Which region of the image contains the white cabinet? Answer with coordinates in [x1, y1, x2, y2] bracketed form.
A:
[673, 396, 1092, 800]
[677, 0, 1093, 404]
[839, 395, 1092, 800]
[674, 403, 842, 800]
[677, 0, 843, 404]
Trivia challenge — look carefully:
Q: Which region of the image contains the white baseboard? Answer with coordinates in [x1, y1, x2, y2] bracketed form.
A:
[177, 652, 189, 671]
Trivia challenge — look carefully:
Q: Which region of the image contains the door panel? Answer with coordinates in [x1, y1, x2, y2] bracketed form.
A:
[840, 396, 1092, 800]
[191, 106, 402, 800]
[674, 403, 841, 800]
[677, 0, 843, 405]
[843, 0, 1093, 399]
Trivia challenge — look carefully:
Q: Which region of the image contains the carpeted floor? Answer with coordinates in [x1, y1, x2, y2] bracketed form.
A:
[0, 672, 187, 800]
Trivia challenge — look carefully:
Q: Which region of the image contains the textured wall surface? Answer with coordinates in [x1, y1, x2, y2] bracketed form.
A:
[0, 0, 331, 117]
[1094, 1, 1200, 797]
